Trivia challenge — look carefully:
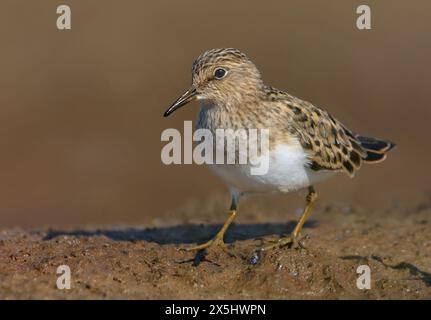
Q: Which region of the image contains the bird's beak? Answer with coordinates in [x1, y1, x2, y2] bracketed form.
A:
[164, 86, 197, 117]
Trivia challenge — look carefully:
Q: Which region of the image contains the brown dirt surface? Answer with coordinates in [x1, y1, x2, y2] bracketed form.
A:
[0, 199, 430, 300]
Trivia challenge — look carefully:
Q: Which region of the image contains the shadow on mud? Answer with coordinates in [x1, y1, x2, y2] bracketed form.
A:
[42, 220, 317, 245]
[340, 254, 431, 287]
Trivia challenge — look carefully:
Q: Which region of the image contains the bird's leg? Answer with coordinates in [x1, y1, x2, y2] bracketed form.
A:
[262, 186, 317, 251]
[185, 198, 237, 251]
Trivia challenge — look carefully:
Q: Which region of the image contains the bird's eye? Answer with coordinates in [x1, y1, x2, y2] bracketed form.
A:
[214, 68, 227, 79]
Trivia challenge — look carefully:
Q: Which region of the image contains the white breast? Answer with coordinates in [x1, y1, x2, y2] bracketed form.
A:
[208, 143, 335, 194]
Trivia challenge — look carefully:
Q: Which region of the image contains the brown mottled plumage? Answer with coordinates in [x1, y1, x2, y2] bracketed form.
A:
[164, 48, 395, 258]
[263, 86, 395, 177]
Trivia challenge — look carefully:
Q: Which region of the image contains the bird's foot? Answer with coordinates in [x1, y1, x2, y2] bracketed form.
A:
[249, 234, 308, 265]
[263, 233, 308, 250]
[183, 234, 227, 252]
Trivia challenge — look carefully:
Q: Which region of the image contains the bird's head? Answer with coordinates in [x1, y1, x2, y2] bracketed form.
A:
[164, 48, 263, 117]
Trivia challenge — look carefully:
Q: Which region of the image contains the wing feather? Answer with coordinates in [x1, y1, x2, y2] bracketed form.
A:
[265, 87, 366, 177]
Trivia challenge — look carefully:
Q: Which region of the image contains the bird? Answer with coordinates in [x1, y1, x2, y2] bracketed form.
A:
[163, 48, 395, 255]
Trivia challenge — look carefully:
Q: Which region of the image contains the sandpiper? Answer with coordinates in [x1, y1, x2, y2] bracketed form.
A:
[164, 48, 395, 254]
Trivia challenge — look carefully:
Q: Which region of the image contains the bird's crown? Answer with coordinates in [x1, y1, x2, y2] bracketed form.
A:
[192, 48, 250, 76]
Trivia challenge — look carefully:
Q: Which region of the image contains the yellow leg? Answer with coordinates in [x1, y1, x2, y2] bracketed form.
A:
[186, 209, 236, 251]
[262, 186, 317, 251]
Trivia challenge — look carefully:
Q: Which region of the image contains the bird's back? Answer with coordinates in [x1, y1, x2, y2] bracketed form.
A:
[261, 86, 395, 177]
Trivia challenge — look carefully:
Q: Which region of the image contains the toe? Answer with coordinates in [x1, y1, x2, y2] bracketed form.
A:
[184, 240, 213, 252]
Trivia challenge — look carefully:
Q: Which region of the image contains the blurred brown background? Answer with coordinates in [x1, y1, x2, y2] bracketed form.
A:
[0, 0, 429, 228]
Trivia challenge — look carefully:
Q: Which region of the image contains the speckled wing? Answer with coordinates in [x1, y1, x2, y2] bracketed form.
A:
[267, 87, 367, 176]
[287, 98, 367, 176]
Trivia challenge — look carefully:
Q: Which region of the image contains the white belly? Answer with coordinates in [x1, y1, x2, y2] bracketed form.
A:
[208, 143, 335, 194]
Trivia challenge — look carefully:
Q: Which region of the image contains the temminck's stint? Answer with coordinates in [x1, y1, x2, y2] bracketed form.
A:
[164, 48, 395, 256]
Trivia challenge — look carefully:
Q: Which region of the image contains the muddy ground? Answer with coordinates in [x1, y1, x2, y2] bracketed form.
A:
[0, 198, 430, 299]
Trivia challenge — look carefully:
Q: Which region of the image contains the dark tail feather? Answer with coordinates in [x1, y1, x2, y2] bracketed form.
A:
[356, 135, 396, 163]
